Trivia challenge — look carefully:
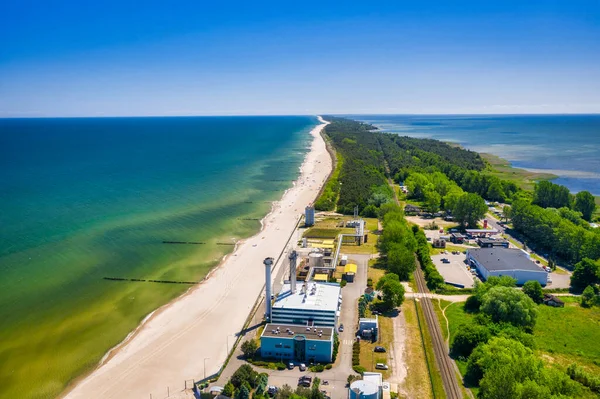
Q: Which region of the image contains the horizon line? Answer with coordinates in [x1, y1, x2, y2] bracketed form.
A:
[1, 112, 600, 119]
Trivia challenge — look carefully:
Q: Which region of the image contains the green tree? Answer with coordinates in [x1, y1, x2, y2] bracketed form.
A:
[275, 384, 294, 399]
[486, 180, 506, 202]
[480, 286, 538, 330]
[570, 258, 600, 292]
[376, 273, 405, 310]
[452, 193, 487, 228]
[450, 323, 491, 358]
[405, 173, 431, 200]
[241, 339, 258, 358]
[424, 189, 441, 213]
[237, 385, 250, 399]
[386, 245, 416, 280]
[522, 280, 544, 304]
[465, 337, 539, 387]
[581, 285, 597, 308]
[230, 364, 259, 388]
[502, 205, 511, 222]
[223, 382, 235, 397]
[574, 190, 596, 221]
[533, 181, 572, 209]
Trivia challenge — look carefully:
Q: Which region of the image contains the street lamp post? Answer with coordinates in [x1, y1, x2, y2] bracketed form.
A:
[204, 357, 210, 380]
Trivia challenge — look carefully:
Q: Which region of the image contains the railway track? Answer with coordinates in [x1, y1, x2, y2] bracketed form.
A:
[383, 166, 463, 398]
[414, 266, 463, 399]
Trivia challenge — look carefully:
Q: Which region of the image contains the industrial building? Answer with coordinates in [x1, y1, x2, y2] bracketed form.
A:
[358, 316, 378, 340]
[477, 237, 509, 248]
[260, 323, 334, 363]
[271, 282, 341, 327]
[466, 248, 547, 286]
[349, 372, 390, 399]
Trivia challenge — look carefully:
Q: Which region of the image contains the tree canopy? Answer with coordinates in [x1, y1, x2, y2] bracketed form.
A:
[570, 258, 600, 292]
[452, 192, 488, 228]
[574, 190, 596, 221]
[522, 280, 544, 304]
[376, 273, 405, 310]
[480, 286, 538, 330]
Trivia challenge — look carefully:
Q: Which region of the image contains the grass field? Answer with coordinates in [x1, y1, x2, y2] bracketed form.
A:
[415, 300, 446, 399]
[440, 295, 600, 395]
[481, 152, 557, 191]
[534, 296, 600, 374]
[399, 300, 434, 399]
[358, 311, 394, 379]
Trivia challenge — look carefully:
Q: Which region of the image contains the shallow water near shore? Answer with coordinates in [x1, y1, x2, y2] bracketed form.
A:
[353, 114, 600, 195]
[0, 116, 316, 399]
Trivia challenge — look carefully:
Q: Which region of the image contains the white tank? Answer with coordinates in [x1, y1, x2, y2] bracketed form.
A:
[349, 380, 379, 399]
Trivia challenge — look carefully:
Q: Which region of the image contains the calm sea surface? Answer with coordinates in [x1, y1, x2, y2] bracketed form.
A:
[353, 115, 600, 195]
[0, 116, 316, 398]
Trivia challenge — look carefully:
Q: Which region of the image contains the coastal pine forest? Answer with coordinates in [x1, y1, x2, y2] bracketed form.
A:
[314, 116, 600, 399]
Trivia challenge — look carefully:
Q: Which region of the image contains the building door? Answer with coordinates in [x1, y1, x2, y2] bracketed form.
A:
[293, 336, 306, 361]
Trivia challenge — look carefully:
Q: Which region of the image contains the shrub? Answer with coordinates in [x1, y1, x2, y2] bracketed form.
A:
[325, 364, 332, 370]
[275, 362, 286, 370]
[352, 365, 366, 375]
[450, 323, 491, 358]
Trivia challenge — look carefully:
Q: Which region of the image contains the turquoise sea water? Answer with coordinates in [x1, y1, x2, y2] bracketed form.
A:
[352, 115, 600, 195]
[0, 116, 316, 399]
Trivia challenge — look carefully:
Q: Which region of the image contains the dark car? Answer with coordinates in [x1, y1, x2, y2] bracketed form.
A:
[374, 346, 386, 353]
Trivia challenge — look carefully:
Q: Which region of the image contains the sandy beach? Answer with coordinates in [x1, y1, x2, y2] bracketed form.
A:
[63, 117, 332, 399]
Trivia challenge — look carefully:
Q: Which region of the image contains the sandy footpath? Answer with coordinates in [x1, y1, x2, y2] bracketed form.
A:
[63, 117, 332, 399]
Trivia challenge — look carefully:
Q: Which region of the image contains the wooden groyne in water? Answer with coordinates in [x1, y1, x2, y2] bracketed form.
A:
[103, 277, 197, 285]
[162, 241, 206, 245]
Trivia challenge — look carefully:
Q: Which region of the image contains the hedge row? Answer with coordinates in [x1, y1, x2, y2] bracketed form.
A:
[413, 227, 444, 291]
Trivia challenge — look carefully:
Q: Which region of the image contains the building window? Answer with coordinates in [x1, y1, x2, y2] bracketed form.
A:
[275, 343, 283, 348]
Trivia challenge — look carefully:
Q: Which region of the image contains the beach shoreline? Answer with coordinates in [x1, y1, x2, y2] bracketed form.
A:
[61, 116, 332, 399]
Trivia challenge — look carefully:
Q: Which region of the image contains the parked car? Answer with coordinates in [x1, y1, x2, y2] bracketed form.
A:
[288, 362, 294, 370]
[338, 324, 344, 332]
[426, 237, 432, 241]
[298, 376, 311, 387]
[441, 258, 450, 263]
[375, 363, 389, 370]
[374, 346, 386, 353]
[267, 386, 278, 396]
[299, 363, 307, 371]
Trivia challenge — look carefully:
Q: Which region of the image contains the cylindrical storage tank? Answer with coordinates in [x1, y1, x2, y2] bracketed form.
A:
[309, 252, 324, 268]
[349, 380, 379, 399]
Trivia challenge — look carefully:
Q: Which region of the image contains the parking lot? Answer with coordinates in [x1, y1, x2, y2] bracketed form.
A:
[432, 252, 477, 288]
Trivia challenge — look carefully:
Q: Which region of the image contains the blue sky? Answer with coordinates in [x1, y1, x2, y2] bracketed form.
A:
[1, 0, 599, 116]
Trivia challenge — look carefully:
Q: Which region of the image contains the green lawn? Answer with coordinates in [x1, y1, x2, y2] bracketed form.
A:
[534, 296, 600, 373]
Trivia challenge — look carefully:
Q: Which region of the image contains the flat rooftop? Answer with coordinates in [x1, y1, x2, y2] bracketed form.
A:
[468, 248, 542, 272]
[274, 282, 341, 312]
[261, 323, 333, 341]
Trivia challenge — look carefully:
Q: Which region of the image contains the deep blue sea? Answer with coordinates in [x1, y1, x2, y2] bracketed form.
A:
[0, 116, 316, 398]
[352, 115, 600, 195]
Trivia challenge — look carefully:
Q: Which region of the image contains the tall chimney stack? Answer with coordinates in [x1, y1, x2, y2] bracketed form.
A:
[289, 250, 298, 293]
[264, 257, 274, 321]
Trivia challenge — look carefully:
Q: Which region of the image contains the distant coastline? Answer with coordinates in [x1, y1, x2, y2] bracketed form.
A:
[352, 114, 600, 196]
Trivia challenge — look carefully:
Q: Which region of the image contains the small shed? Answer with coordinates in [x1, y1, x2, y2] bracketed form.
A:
[543, 294, 565, 308]
[359, 316, 379, 340]
[344, 263, 357, 282]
